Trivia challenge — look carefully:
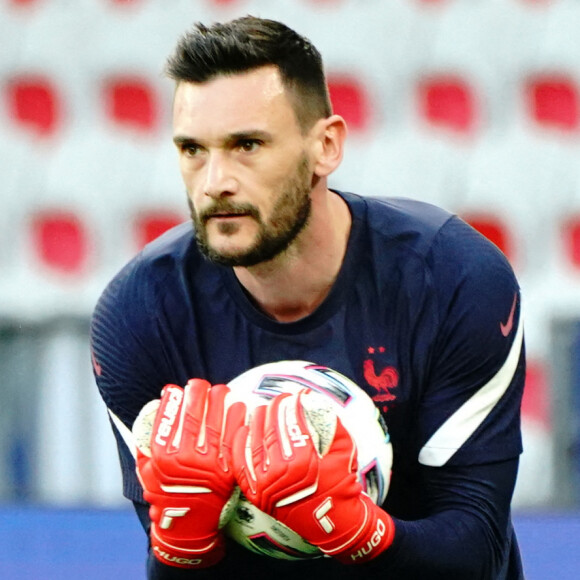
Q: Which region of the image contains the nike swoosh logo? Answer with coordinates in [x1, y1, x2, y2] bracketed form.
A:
[500, 293, 518, 337]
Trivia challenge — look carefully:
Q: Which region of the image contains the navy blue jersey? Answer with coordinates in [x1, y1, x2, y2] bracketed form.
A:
[91, 192, 525, 579]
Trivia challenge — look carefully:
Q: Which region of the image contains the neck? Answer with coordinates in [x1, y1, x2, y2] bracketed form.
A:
[233, 189, 351, 322]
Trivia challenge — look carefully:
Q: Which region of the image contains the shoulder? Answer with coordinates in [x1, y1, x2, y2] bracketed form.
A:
[133, 220, 197, 280]
[338, 192, 520, 348]
[341, 191, 515, 284]
[339, 191, 517, 298]
[341, 192, 457, 261]
[90, 222, 203, 414]
[93, 221, 203, 327]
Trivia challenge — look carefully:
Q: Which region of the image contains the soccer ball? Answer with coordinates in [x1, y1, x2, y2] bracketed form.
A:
[225, 360, 393, 560]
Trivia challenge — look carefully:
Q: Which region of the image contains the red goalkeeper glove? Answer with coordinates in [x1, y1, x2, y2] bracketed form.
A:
[233, 390, 395, 564]
[134, 379, 246, 569]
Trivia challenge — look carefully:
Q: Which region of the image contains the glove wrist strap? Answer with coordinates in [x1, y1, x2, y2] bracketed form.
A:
[324, 498, 395, 565]
[151, 528, 225, 569]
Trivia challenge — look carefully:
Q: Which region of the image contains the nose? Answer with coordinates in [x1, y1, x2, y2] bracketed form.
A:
[202, 151, 237, 199]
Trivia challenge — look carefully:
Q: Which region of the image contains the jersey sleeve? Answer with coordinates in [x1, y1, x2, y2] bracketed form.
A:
[418, 216, 525, 467]
[90, 255, 175, 502]
[363, 458, 523, 579]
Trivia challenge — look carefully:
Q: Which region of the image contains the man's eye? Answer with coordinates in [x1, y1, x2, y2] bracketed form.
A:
[184, 145, 200, 156]
[238, 139, 260, 152]
[179, 142, 202, 157]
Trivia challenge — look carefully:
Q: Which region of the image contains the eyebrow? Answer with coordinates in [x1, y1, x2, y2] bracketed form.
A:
[173, 135, 193, 146]
[173, 129, 273, 148]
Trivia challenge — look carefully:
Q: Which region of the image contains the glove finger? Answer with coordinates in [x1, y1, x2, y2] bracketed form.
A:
[325, 415, 358, 474]
[150, 384, 184, 455]
[182, 378, 212, 452]
[218, 400, 247, 473]
[265, 391, 314, 463]
[205, 383, 229, 434]
[232, 424, 256, 495]
[248, 403, 268, 471]
[222, 400, 247, 449]
[232, 403, 268, 496]
[232, 423, 248, 474]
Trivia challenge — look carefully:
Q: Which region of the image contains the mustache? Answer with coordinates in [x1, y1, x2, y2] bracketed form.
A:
[197, 201, 261, 223]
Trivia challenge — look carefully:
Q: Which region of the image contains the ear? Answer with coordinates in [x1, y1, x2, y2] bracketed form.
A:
[310, 115, 348, 178]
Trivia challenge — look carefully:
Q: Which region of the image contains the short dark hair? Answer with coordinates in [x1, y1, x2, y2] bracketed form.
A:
[165, 16, 332, 132]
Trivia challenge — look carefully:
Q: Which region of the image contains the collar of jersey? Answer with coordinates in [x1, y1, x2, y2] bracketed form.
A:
[220, 190, 366, 334]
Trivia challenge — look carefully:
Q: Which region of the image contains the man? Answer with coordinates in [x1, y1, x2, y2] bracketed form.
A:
[91, 16, 526, 579]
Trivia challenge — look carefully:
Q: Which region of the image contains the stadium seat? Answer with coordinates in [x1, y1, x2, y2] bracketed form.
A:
[417, 75, 477, 134]
[102, 75, 160, 133]
[5, 75, 61, 137]
[30, 210, 90, 276]
[327, 74, 372, 133]
[526, 75, 580, 132]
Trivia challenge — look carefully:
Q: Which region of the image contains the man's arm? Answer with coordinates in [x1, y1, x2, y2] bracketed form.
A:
[133, 455, 520, 579]
[366, 458, 520, 579]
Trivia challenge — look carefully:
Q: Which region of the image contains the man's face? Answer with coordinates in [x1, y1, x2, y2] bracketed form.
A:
[172, 66, 316, 267]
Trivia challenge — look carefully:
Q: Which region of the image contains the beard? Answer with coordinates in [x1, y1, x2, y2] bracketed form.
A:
[189, 154, 313, 267]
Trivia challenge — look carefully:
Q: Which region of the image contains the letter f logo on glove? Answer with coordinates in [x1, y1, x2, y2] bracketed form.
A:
[314, 498, 335, 533]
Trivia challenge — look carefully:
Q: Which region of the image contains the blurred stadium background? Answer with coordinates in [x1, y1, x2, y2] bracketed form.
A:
[0, 0, 579, 577]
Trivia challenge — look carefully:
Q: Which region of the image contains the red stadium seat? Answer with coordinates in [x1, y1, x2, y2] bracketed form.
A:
[418, 76, 477, 134]
[526, 75, 579, 131]
[31, 210, 89, 275]
[134, 211, 184, 250]
[6, 76, 60, 137]
[103, 76, 159, 132]
[327, 74, 371, 132]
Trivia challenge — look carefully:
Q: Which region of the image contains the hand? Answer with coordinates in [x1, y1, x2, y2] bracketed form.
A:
[233, 390, 395, 564]
[135, 379, 246, 569]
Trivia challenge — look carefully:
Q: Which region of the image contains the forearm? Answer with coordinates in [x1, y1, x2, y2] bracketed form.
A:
[363, 458, 519, 579]
[371, 510, 507, 579]
[135, 458, 519, 579]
